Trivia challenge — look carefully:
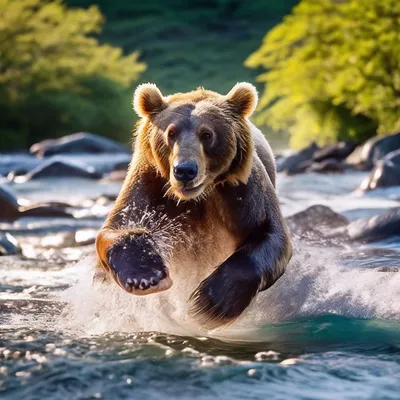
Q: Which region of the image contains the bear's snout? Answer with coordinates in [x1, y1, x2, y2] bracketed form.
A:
[173, 161, 198, 184]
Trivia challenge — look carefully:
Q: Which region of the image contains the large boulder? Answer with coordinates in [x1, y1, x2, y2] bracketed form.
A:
[276, 142, 319, 175]
[286, 205, 349, 239]
[346, 131, 400, 170]
[359, 149, 400, 191]
[344, 208, 400, 242]
[313, 141, 356, 163]
[16, 159, 102, 182]
[30, 132, 131, 157]
[287, 204, 400, 243]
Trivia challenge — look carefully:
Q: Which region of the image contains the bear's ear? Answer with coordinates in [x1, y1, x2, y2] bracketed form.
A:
[133, 83, 166, 117]
[226, 82, 258, 118]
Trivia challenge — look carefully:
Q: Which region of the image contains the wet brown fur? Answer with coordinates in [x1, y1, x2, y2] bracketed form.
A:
[96, 83, 291, 329]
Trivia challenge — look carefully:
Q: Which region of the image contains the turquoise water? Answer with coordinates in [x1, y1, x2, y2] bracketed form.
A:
[1, 317, 400, 399]
[1, 171, 400, 399]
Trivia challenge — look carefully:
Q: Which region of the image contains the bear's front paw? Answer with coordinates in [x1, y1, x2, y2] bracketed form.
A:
[107, 234, 172, 295]
[188, 260, 259, 330]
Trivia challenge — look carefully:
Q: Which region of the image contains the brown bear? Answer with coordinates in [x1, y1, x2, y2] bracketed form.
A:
[95, 82, 292, 329]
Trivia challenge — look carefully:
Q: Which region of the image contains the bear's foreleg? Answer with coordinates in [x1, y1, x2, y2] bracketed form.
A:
[95, 166, 175, 295]
[189, 221, 292, 329]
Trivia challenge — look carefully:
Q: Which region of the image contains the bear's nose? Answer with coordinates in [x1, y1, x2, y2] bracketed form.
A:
[173, 161, 198, 184]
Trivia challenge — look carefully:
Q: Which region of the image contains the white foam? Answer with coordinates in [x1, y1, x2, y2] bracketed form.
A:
[60, 253, 204, 337]
[60, 241, 400, 340]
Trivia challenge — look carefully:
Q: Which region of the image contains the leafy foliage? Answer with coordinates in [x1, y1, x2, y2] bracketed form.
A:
[0, 77, 134, 148]
[66, 1, 298, 101]
[0, 0, 146, 149]
[246, 0, 400, 148]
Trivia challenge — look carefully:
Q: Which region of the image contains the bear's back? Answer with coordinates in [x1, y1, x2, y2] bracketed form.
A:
[251, 123, 276, 187]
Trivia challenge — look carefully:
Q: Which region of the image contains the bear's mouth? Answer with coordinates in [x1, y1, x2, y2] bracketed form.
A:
[168, 175, 207, 200]
[179, 183, 204, 196]
[169, 181, 206, 200]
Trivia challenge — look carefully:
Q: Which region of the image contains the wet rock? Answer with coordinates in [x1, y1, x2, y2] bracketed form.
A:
[58, 154, 131, 176]
[343, 208, 400, 242]
[30, 132, 131, 157]
[0, 232, 21, 255]
[313, 141, 356, 163]
[9, 154, 132, 182]
[0, 153, 41, 178]
[0, 184, 72, 221]
[277, 143, 320, 175]
[307, 159, 345, 174]
[346, 131, 400, 170]
[286, 205, 349, 239]
[288, 206, 400, 243]
[16, 159, 102, 182]
[359, 149, 400, 191]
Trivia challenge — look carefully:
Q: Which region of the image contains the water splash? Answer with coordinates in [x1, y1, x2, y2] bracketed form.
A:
[60, 240, 400, 340]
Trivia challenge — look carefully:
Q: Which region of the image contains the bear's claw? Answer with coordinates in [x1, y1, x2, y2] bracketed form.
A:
[107, 234, 172, 295]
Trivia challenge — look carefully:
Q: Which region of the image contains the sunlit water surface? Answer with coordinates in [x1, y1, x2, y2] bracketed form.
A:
[1, 171, 400, 399]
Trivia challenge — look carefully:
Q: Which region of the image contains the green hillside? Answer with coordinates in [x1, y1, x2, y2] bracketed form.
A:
[66, 1, 298, 96]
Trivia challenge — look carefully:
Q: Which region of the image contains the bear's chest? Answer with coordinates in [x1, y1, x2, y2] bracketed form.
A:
[167, 199, 241, 279]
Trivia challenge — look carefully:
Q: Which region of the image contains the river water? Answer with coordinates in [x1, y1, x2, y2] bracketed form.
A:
[1, 170, 400, 399]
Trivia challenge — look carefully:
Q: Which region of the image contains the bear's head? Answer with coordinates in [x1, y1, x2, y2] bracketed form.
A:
[133, 83, 258, 200]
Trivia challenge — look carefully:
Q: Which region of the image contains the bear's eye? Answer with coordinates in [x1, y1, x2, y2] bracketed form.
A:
[200, 130, 213, 142]
[167, 126, 177, 141]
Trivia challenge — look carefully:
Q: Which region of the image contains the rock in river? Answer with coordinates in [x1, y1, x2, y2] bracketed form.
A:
[287, 205, 400, 243]
[343, 208, 400, 242]
[30, 132, 131, 157]
[15, 159, 103, 182]
[277, 143, 320, 175]
[313, 141, 356, 163]
[0, 184, 72, 220]
[360, 149, 400, 191]
[0, 153, 41, 178]
[346, 131, 400, 170]
[286, 205, 349, 240]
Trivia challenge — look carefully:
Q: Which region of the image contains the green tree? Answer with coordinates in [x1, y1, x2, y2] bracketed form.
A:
[0, 0, 146, 149]
[246, 0, 400, 148]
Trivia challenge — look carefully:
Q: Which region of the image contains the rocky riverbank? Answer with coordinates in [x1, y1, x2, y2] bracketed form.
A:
[277, 131, 400, 193]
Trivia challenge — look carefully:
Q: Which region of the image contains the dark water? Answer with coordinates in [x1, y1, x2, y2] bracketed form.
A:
[1, 171, 400, 399]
